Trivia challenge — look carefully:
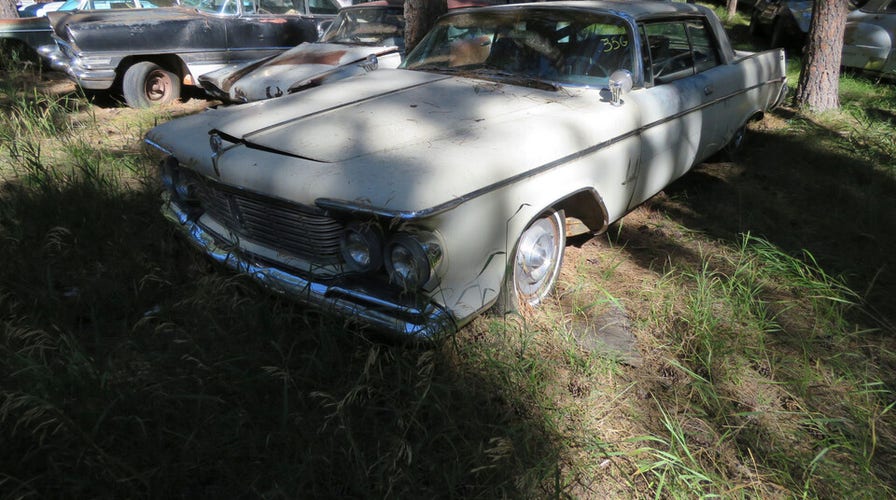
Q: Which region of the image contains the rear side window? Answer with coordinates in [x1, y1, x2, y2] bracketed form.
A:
[308, 0, 337, 14]
[257, 0, 300, 14]
[641, 18, 721, 85]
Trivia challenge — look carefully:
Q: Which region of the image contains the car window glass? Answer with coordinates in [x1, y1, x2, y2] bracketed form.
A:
[321, 7, 405, 48]
[644, 21, 694, 84]
[256, 0, 301, 14]
[402, 9, 633, 89]
[181, 0, 235, 14]
[308, 0, 336, 14]
[686, 20, 720, 73]
[644, 19, 719, 85]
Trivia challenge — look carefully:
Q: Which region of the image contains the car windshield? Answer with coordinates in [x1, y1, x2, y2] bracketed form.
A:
[321, 6, 404, 48]
[401, 8, 633, 89]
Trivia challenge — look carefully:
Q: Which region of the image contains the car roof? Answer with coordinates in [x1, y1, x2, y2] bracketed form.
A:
[449, 0, 712, 22]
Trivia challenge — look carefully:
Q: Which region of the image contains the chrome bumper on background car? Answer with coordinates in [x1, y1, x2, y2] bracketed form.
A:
[38, 43, 116, 90]
[162, 199, 458, 339]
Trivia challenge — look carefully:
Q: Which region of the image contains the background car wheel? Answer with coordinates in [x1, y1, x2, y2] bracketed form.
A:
[494, 209, 566, 315]
[748, 10, 762, 38]
[122, 61, 181, 108]
[770, 17, 789, 51]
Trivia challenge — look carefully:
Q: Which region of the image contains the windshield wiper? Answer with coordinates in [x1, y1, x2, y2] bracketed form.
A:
[468, 68, 561, 91]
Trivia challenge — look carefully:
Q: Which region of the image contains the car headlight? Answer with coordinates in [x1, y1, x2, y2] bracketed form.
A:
[159, 156, 202, 218]
[174, 180, 196, 201]
[340, 222, 384, 273]
[384, 232, 442, 291]
[160, 156, 177, 191]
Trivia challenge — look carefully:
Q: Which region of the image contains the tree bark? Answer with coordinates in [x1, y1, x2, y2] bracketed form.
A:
[1, 0, 19, 19]
[726, 0, 738, 19]
[404, 0, 447, 55]
[793, 0, 849, 112]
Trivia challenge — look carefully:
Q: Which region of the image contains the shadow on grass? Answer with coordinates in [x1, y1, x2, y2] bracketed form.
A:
[0, 173, 565, 497]
[628, 108, 896, 328]
[592, 107, 896, 494]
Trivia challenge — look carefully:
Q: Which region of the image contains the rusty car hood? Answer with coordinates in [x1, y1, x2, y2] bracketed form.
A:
[199, 41, 399, 98]
[172, 69, 574, 162]
[147, 68, 624, 212]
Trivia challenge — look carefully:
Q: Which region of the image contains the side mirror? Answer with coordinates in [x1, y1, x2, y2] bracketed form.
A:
[608, 69, 633, 107]
[316, 20, 333, 39]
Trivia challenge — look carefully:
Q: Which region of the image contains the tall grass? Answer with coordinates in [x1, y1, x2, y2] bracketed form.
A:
[1, 44, 895, 499]
[629, 234, 894, 498]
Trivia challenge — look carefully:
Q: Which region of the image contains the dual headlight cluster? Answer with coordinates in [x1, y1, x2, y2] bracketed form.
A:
[340, 222, 443, 292]
[160, 157, 202, 216]
[161, 155, 443, 292]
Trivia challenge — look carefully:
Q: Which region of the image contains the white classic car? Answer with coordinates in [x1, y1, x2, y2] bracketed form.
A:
[198, 1, 406, 103]
[146, 1, 787, 337]
[842, 0, 896, 76]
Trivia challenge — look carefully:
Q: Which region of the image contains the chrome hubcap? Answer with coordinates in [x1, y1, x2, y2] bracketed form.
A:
[146, 70, 172, 102]
[513, 212, 564, 306]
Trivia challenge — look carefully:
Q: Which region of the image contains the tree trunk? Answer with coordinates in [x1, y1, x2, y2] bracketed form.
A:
[404, 0, 447, 55]
[726, 0, 738, 19]
[793, 0, 849, 112]
[1, 0, 19, 19]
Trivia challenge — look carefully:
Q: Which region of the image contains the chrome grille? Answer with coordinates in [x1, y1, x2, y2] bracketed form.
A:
[187, 171, 345, 264]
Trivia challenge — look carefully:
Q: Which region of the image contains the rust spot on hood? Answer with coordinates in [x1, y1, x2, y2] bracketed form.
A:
[258, 18, 287, 24]
[271, 49, 347, 67]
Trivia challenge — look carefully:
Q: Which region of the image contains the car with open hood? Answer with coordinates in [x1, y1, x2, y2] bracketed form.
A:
[146, 1, 788, 337]
[199, 1, 405, 103]
[41, 0, 345, 107]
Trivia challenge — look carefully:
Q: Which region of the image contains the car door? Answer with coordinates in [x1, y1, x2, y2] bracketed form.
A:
[626, 17, 737, 209]
[627, 20, 703, 207]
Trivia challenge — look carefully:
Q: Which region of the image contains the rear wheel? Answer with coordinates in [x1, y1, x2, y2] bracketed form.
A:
[122, 61, 181, 108]
[495, 209, 566, 314]
[721, 122, 748, 161]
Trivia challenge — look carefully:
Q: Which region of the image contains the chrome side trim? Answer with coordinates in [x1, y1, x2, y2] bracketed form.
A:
[317, 77, 787, 221]
[162, 200, 458, 339]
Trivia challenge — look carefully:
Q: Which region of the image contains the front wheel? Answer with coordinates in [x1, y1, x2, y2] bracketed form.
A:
[122, 61, 181, 108]
[495, 209, 566, 315]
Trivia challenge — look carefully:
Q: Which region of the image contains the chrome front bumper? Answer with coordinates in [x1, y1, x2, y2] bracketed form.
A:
[162, 200, 457, 339]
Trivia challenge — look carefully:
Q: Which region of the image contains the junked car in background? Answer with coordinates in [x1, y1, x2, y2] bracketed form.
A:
[0, 0, 153, 61]
[18, 1, 65, 17]
[751, 0, 896, 78]
[841, 0, 896, 77]
[200, 1, 405, 103]
[41, 0, 344, 107]
[146, 1, 788, 337]
[749, 0, 813, 50]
